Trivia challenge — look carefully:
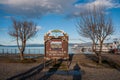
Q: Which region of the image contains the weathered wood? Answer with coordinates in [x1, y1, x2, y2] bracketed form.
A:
[44, 30, 69, 68]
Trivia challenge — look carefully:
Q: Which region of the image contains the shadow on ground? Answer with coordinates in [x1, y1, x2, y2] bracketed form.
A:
[38, 60, 62, 80]
[84, 54, 120, 70]
[73, 63, 81, 80]
[7, 60, 52, 80]
[7, 55, 82, 80]
[69, 54, 74, 67]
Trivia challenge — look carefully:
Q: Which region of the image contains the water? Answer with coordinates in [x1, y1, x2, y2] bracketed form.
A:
[0, 46, 74, 54]
[0, 46, 44, 54]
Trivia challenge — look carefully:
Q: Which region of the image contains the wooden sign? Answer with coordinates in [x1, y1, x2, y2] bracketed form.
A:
[44, 29, 69, 60]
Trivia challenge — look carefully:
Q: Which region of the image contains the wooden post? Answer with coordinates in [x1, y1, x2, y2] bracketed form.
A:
[44, 58, 46, 69]
[55, 59, 57, 64]
[67, 59, 69, 70]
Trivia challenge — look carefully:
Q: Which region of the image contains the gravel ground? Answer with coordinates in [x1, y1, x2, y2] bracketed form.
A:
[0, 63, 39, 80]
[82, 67, 120, 80]
[0, 54, 120, 80]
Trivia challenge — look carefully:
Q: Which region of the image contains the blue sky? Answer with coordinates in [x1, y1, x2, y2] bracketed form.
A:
[0, 0, 120, 45]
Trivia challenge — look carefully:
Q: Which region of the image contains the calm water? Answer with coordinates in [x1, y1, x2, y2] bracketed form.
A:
[0, 46, 74, 54]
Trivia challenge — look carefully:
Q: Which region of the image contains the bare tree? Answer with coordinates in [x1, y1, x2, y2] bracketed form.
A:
[77, 6, 114, 64]
[9, 19, 38, 60]
[77, 9, 98, 52]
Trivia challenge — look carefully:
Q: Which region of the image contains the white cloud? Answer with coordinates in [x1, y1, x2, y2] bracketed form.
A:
[0, 0, 120, 18]
[36, 26, 42, 31]
[75, 0, 120, 10]
[65, 0, 120, 18]
[0, 0, 75, 18]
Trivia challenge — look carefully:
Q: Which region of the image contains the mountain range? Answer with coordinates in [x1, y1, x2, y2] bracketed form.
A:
[0, 42, 92, 47]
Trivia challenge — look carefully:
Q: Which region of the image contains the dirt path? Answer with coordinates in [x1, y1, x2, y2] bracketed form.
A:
[77, 54, 120, 80]
[68, 54, 120, 80]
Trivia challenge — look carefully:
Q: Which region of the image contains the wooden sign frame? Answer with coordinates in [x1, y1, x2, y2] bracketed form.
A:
[44, 30, 69, 60]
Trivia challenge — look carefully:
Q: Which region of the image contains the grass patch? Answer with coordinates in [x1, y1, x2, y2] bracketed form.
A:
[60, 64, 68, 70]
[48, 61, 68, 71]
[102, 59, 120, 70]
[0, 56, 20, 63]
[20, 58, 36, 63]
[0, 55, 44, 63]
[101, 60, 114, 68]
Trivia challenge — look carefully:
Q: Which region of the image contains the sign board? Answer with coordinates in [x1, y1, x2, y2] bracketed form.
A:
[44, 29, 69, 60]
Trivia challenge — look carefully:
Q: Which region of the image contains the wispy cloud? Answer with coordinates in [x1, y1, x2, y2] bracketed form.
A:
[3, 16, 12, 19]
[66, 0, 120, 18]
[0, 28, 8, 31]
[75, 0, 120, 10]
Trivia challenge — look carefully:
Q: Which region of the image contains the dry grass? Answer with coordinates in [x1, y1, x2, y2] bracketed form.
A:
[0, 54, 44, 63]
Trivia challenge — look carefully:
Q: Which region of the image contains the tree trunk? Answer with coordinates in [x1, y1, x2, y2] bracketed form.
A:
[92, 42, 97, 52]
[92, 43, 95, 52]
[19, 41, 26, 60]
[20, 51, 24, 60]
[98, 53, 102, 64]
[98, 41, 103, 64]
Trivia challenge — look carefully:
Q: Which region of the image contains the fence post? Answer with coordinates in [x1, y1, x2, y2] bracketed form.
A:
[39, 49, 40, 54]
[2, 49, 4, 55]
[15, 49, 17, 55]
[34, 49, 35, 54]
[6, 49, 7, 54]
[11, 49, 12, 55]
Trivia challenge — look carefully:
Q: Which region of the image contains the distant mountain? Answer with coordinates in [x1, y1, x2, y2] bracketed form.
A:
[1, 44, 44, 47]
[69, 42, 92, 47]
[69, 43, 80, 46]
[0, 43, 92, 47]
[0, 44, 4, 46]
[26, 43, 81, 47]
[79, 42, 92, 47]
[26, 44, 44, 47]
